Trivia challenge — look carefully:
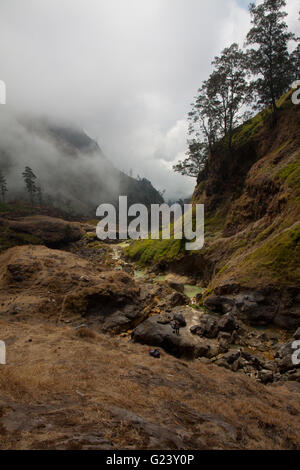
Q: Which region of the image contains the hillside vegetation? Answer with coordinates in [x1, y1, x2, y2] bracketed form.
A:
[126, 93, 300, 293]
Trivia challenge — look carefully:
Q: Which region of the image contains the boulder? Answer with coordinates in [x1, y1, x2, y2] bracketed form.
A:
[167, 280, 185, 294]
[234, 292, 277, 325]
[194, 341, 211, 359]
[258, 370, 274, 384]
[1, 216, 83, 247]
[211, 285, 300, 329]
[190, 315, 219, 339]
[132, 316, 195, 357]
[221, 350, 241, 365]
[165, 291, 189, 308]
[218, 313, 237, 332]
[173, 312, 187, 327]
[132, 307, 208, 359]
[204, 295, 235, 314]
[234, 289, 300, 329]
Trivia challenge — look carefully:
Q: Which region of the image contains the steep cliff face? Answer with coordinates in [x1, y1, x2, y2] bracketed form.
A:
[126, 93, 300, 327]
[193, 93, 300, 289]
[188, 93, 299, 328]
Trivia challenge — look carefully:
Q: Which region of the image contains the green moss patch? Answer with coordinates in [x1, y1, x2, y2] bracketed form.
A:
[277, 160, 300, 190]
[239, 224, 300, 286]
[231, 111, 266, 148]
[125, 238, 184, 266]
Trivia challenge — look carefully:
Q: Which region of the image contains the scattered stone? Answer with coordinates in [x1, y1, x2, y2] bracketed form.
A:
[222, 350, 241, 365]
[258, 369, 274, 384]
[190, 315, 219, 339]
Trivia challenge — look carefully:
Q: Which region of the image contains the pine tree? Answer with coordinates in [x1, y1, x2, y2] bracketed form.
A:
[245, 0, 295, 115]
[0, 171, 8, 203]
[22, 167, 37, 204]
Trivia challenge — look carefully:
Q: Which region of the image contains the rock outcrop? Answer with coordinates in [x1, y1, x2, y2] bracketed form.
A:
[0, 245, 143, 332]
[0, 216, 83, 247]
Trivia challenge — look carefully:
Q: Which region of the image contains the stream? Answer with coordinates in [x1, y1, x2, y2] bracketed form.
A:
[111, 242, 204, 300]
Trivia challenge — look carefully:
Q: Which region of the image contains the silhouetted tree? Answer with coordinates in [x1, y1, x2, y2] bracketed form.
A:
[173, 141, 208, 177]
[208, 43, 250, 150]
[291, 43, 300, 80]
[22, 166, 37, 204]
[245, 0, 295, 115]
[188, 83, 220, 155]
[0, 171, 8, 203]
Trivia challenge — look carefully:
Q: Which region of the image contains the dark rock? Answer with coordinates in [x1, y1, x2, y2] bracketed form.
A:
[167, 291, 189, 308]
[218, 332, 232, 352]
[190, 315, 219, 339]
[258, 369, 274, 384]
[132, 313, 197, 358]
[167, 280, 184, 293]
[274, 287, 300, 329]
[241, 351, 263, 368]
[218, 313, 237, 332]
[285, 370, 300, 383]
[222, 350, 241, 365]
[194, 341, 211, 359]
[207, 343, 220, 358]
[173, 312, 187, 327]
[234, 292, 277, 325]
[215, 358, 232, 370]
[204, 296, 235, 314]
[211, 286, 300, 329]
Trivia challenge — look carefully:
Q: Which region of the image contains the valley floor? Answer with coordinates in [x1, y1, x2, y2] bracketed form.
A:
[0, 217, 299, 450]
[1, 318, 300, 450]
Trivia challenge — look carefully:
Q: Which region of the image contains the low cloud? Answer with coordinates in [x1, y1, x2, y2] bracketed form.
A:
[0, 0, 298, 200]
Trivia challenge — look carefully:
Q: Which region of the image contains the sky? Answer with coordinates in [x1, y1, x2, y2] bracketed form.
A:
[0, 0, 299, 200]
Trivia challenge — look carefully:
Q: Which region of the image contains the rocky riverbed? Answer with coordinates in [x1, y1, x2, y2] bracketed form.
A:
[65, 233, 300, 386]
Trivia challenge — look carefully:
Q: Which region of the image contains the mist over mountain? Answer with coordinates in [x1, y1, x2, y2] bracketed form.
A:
[0, 110, 164, 215]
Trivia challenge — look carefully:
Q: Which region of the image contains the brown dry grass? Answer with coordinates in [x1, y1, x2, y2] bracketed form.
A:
[0, 318, 300, 450]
